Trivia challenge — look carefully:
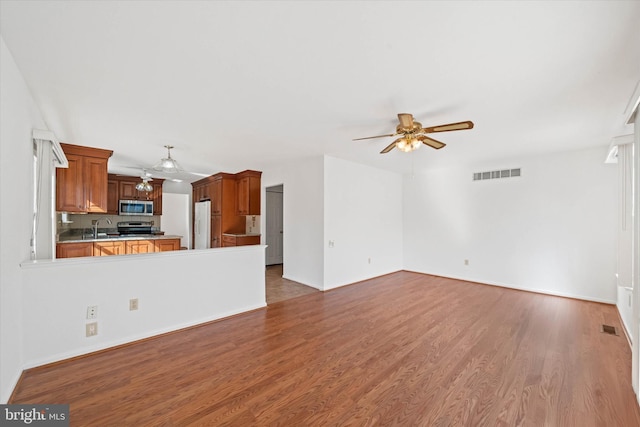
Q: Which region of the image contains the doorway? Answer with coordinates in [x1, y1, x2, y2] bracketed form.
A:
[264, 185, 317, 304]
[265, 185, 283, 265]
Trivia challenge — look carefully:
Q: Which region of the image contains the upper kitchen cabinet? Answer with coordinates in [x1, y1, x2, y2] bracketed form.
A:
[56, 143, 113, 213]
[193, 180, 212, 204]
[150, 182, 163, 215]
[119, 180, 143, 200]
[107, 174, 164, 215]
[213, 173, 238, 217]
[236, 170, 262, 215]
[107, 176, 119, 214]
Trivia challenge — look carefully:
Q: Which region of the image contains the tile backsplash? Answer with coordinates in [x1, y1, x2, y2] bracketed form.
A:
[58, 213, 162, 232]
[246, 215, 261, 234]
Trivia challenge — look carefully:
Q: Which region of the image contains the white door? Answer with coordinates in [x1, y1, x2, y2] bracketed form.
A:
[266, 187, 283, 265]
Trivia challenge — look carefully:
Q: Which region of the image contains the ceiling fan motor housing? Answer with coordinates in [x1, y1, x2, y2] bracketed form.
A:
[396, 121, 422, 134]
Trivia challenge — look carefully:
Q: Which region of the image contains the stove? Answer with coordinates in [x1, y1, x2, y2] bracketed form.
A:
[117, 221, 154, 235]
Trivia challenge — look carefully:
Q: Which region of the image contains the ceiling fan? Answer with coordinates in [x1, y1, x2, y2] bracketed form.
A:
[115, 145, 210, 183]
[135, 170, 154, 192]
[354, 113, 474, 154]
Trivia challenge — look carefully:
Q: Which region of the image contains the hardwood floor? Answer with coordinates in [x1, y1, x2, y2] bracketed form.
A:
[266, 264, 318, 304]
[11, 272, 640, 426]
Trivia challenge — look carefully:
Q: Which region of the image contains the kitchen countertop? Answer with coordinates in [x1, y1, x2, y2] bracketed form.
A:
[222, 233, 261, 237]
[58, 234, 182, 244]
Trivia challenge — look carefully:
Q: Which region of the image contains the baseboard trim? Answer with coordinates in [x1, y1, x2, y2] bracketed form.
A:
[281, 275, 322, 290]
[4, 370, 25, 404]
[402, 270, 616, 305]
[616, 306, 633, 349]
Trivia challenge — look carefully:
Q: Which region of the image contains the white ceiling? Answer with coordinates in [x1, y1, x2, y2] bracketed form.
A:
[1, 1, 639, 181]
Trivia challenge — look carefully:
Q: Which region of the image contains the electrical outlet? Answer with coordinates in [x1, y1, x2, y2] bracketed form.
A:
[464, 259, 469, 266]
[328, 240, 334, 248]
[86, 305, 98, 319]
[129, 298, 139, 311]
[368, 257, 371, 264]
[86, 322, 98, 337]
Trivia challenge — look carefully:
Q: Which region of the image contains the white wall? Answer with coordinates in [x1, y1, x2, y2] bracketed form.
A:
[403, 146, 618, 303]
[262, 156, 325, 289]
[323, 156, 403, 290]
[21, 247, 266, 367]
[0, 36, 47, 402]
[161, 192, 190, 248]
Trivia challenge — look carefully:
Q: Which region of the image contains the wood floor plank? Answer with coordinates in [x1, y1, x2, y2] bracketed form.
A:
[10, 272, 640, 426]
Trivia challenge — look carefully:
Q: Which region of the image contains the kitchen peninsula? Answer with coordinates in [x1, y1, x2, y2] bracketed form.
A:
[57, 230, 182, 258]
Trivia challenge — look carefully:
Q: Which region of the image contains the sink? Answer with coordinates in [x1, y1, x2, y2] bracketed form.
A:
[82, 233, 109, 240]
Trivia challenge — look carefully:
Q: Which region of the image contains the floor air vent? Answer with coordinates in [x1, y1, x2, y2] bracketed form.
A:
[600, 324, 618, 336]
[473, 168, 521, 181]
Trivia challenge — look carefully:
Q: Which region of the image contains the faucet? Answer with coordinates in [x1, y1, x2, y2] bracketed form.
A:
[93, 217, 112, 239]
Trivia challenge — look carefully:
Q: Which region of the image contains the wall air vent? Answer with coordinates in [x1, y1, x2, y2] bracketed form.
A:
[473, 168, 521, 181]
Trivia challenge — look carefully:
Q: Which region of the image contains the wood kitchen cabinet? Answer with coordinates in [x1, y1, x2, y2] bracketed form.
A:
[155, 238, 180, 252]
[193, 182, 213, 203]
[107, 174, 164, 215]
[150, 182, 163, 215]
[222, 234, 261, 247]
[56, 242, 93, 258]
[236, 170, 262, 216]
[57, 238, 180, 258]
[107, 176, 119, 214]
[119, 180, 141, 200]
[93, 240, 125, 256]
[126, 240, 155, 254]
[56, 144, 113, 213]
[192, 173, 243, 249]
[211, 179, 222, 214]
[211, 215, 222, 247]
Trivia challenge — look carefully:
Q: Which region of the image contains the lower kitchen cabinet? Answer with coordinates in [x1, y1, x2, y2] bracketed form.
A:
[57, 238, 181, 258]
[126, 240, 155, 254]
[93, 241, 126, 256]
[222, 234, 260, 247]
[212, 215, 222, 248]
[56, 242, 93, 258]
[155, 238, 180, 252]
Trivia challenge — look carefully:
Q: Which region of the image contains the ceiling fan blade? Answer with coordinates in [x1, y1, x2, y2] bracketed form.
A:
[421, 121, 474, 133]
[417, 135, 446, 150]
[353, 133, 398, 141]
[380, 139, 401, 154]
[397, 113, 414, 129]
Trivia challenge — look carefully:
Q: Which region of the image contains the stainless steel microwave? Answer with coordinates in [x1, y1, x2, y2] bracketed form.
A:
[119, 200, 153, 216]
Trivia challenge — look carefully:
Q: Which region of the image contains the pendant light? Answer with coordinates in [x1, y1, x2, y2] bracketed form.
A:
[153, 145, 183, 173]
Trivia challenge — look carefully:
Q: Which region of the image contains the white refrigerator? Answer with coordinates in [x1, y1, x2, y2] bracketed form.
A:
[194, 200, 211, 249]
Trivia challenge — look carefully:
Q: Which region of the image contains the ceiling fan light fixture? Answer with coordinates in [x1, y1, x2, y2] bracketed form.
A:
[396, 137, 420, 153]
[153, 145, 183, 173]
[135, 180, 153, 192]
